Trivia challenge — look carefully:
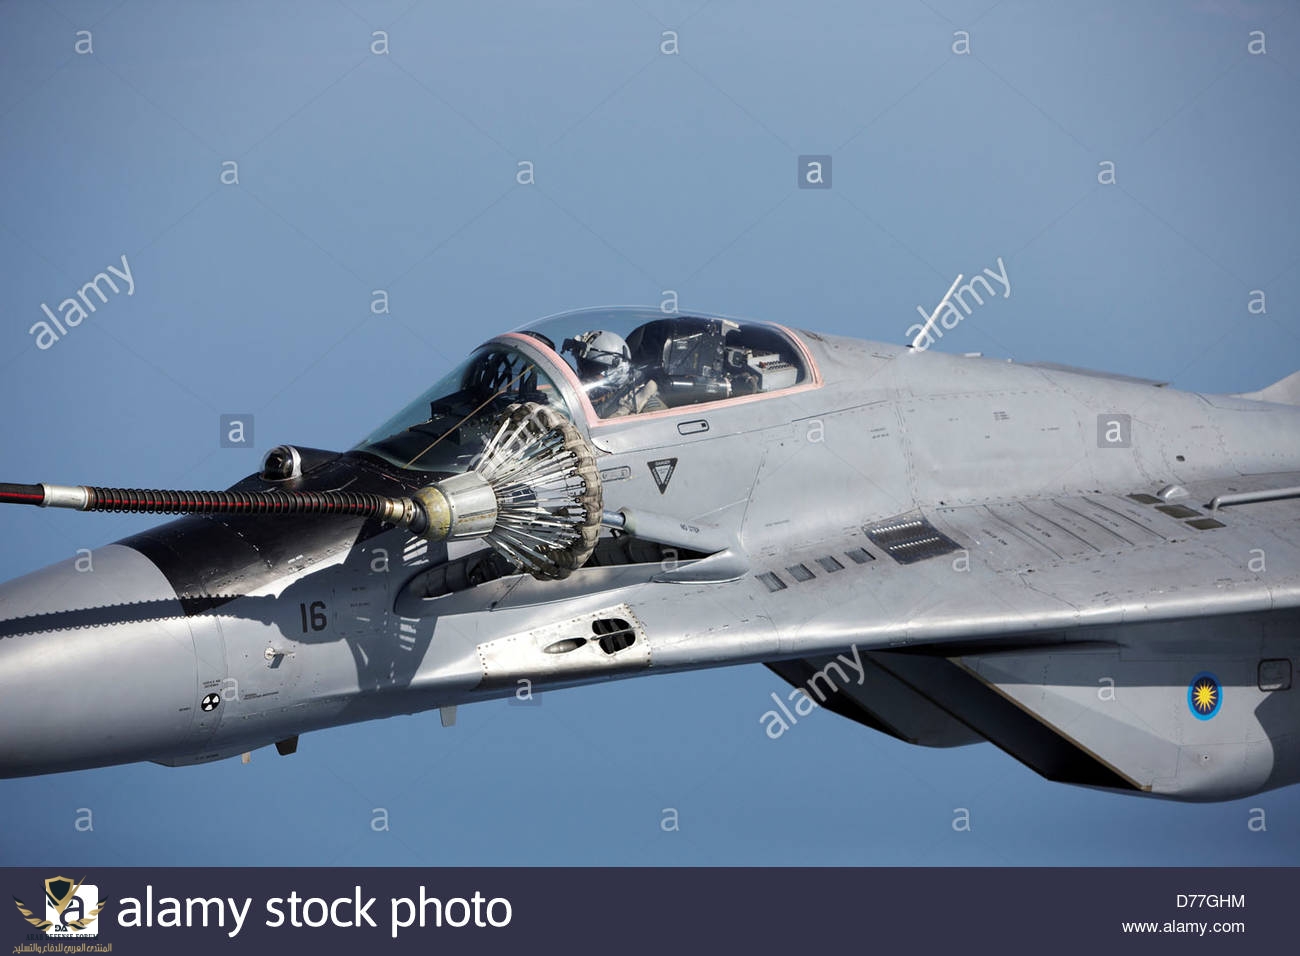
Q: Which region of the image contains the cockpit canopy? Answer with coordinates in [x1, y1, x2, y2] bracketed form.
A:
[357, 342, 564, 472]
[542, 309, 809, 420]
[355, 308, 811, 471]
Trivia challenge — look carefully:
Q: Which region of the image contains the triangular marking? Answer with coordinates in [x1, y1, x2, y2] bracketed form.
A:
[648, 458, 678, 494]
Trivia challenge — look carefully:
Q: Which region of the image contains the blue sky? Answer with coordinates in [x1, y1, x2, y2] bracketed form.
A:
[1, 0, 1298, 865]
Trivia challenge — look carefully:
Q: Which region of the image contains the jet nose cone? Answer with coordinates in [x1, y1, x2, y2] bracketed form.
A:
[0, 544, 197, 777]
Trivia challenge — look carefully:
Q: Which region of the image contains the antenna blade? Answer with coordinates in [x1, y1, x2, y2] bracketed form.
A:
[910, 273, 963, 350]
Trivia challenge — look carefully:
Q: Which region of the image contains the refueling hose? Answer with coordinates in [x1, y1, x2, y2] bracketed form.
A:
[0, 482, 425, 532]
[0, 402, 604, 580]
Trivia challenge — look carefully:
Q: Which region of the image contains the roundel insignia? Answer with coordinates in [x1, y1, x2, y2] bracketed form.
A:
[1187, 672, 1222, 720]
[201, 693, 221, 712]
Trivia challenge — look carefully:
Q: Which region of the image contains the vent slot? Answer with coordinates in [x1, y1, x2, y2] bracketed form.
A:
[1186, 517, 1224, 530]
[786, 563, 815, 582]
[1128, 493, 1161, 504]
[1156, 503, 1200, 519]
[592, 618, 636, 654]
[816, 555, 845, 573]
[845, 547, 874, 565]
[867, 516, 961, 565]
[756, 571, 787, 592]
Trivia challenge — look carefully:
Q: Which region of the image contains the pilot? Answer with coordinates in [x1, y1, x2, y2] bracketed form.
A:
[563, 330, 664, 417]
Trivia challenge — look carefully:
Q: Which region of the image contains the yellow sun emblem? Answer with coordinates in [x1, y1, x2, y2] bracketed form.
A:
[1192, 679, 1218, 714]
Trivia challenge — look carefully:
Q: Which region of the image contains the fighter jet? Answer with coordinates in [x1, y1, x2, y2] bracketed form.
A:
[2, 305, 1298, 801]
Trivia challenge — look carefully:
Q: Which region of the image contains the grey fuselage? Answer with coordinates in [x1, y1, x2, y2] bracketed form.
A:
[2, 318, 1297, 801]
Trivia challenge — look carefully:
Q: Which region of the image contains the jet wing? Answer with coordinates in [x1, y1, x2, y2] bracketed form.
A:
[752, 473, 1300, 800]
[747, 473, 1300, 653]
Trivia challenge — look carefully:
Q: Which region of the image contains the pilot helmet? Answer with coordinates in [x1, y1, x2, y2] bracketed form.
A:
[565, 330, 632, 382]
